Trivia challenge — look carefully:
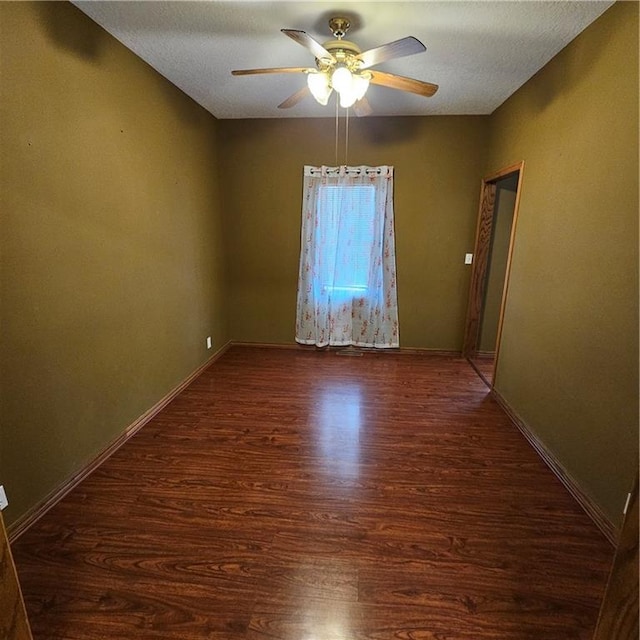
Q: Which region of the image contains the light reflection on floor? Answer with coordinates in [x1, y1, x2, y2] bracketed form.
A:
[317, 382, 362, 480]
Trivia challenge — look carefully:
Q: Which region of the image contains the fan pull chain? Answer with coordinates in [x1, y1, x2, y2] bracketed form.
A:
[345, 106, 349, 166]
[335, 95, 339, 167]
[332, 96, 351, 168]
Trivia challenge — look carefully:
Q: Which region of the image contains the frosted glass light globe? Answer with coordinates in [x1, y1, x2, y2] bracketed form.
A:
[339, 89, 358, 108]
[307, 71, 332, 105]
[331, 66, 353, 94]
[352, 74, 370, 101]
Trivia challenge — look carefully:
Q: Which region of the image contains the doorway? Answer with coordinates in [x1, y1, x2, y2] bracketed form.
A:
[463, 162, 524, 386]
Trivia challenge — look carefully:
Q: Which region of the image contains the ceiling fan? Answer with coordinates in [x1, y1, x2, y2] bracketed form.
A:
[231, 17, 438, 116]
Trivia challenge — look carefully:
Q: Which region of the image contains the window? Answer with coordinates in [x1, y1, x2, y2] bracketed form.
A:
[317, 184, 376, 295]
[296, 165, 399, 348]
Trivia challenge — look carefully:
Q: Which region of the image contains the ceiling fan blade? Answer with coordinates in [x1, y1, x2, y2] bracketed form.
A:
[357, 36, 426, 70]
[281, 29, 336, 63]
[369, 70, 439, 98]
[278, 86, 311, 109]
[353, 97, 373, 117]
[232, 67, 310, 76]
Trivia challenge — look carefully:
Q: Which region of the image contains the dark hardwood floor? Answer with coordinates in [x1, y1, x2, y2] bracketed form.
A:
[469, 354, 495, 387]
[11, 346, 613, 639]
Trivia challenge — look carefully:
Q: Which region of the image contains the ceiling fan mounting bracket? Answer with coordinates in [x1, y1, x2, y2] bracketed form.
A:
[328, 17, 350, 40]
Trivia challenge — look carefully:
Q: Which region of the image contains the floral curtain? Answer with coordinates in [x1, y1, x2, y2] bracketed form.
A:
[295, 165, 399, 348]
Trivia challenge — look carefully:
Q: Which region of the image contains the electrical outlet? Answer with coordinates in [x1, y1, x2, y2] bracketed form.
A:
[206, 336, 212, 349]
[0, 485, 8, 510]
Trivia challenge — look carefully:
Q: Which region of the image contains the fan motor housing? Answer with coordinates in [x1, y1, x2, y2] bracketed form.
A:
[320, 39, 362, 71]
[323, 39, 361, 55]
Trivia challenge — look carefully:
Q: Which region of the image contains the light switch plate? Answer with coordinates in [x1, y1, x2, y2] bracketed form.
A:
[465, 253, 473, 264]
[0, 485, 8, 510]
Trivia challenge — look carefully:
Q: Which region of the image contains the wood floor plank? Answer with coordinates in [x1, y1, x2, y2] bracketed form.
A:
[245, 599, 588, 640]
[11, 346, 612, 639]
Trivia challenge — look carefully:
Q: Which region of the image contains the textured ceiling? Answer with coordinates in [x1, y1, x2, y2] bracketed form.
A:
[72, 1, 614, 119]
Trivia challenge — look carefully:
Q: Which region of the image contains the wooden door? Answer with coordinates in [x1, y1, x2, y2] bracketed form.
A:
[463, 181, 496, 357]
[462, 162, 524, 383]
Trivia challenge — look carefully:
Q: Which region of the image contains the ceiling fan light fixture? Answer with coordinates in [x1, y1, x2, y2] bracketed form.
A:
[336, 70, 370, 107]
[307, 70, 332, 105]
[337, 89, 355, 108]
[331, 66, 353, 94]
[352, 73, 370, 100]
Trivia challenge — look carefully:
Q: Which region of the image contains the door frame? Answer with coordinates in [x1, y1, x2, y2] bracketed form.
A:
[462, 161, 525, 385]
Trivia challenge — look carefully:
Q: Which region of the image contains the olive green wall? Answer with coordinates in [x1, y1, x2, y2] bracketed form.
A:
[218, 117, 488, 349]
[486, 1, 639, 527]
[0, 3, 228, 527]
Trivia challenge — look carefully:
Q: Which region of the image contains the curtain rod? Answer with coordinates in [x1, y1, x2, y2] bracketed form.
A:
[308, 167, 382, 175]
